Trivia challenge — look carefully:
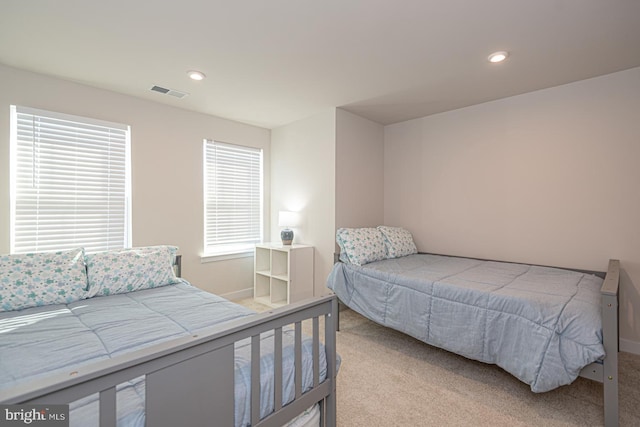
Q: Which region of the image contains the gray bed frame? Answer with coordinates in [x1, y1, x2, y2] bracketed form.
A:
[579, 258, 619, 427]
[334, 254, 620, 427]
[0, 257, 339, 427]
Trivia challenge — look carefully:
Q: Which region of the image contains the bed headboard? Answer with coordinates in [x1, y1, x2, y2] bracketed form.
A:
[173, 254, 182, 278]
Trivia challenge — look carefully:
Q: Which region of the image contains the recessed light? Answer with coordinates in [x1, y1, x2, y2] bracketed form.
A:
[488, 51, 509, 63]
[187, 70, 206, 81]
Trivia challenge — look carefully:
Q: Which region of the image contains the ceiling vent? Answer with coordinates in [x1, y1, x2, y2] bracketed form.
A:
[150, 85, 189, 99]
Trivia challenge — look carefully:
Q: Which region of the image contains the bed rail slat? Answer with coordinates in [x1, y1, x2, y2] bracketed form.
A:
[313, 316, 320, 387]
[251, 334, 261, 427]
[99, 387, 116, 427]
[274, 326, 283, 412]
[295, 321, 302, 399]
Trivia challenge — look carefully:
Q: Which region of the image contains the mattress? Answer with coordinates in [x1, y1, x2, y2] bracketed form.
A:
[0, 282, 330, 426]
[327, 254, 605, 392]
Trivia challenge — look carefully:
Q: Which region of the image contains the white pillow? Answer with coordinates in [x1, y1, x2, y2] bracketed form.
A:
[377, 226, 418, 259]
[336, 228, 387, 266]
[0, 248, 88, 312]
[86, 246, 180, 297]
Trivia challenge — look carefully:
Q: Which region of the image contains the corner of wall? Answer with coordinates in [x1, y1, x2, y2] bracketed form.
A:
[270, 109, 337, 297]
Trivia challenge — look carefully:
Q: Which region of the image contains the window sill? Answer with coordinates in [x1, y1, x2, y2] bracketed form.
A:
[200, 250, 254, 263]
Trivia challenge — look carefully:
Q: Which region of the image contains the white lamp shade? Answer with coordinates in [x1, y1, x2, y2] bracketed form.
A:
[278, 211, 300, 227]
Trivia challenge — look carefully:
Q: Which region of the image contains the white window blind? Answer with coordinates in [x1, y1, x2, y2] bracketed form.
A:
[10, 106, 131, 254]
[204, 140, 263, 256]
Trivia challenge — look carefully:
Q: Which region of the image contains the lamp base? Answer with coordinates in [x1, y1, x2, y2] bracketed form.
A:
[281, 228, 294, 245]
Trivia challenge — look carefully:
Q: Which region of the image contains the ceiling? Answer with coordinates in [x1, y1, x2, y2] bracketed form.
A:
[1, 0, 639, 129]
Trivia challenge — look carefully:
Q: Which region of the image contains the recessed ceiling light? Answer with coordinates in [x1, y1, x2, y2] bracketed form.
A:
[187, 70, 206, 81]
[488, 51, 509, 63]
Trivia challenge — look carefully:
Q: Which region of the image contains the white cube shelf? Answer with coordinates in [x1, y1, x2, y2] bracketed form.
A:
[253, 243, 314, 308]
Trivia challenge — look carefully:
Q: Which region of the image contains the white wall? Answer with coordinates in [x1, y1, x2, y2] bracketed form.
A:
[0, 64, 271, 298]
[336, 108, 384, 233]
[270, 108, 382, 298]
[271, 110, 336, 297]
[384, 67, 640, 349]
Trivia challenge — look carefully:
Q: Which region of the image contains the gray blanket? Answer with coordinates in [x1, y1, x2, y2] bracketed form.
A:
[327, 254, 604, 392]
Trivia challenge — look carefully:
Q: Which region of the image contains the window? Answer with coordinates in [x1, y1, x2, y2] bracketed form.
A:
[203, 140, 263, 258]
[10, 106, 131, 254]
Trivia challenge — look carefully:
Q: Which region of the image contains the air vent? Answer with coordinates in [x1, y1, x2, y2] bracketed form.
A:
[150, 85, 189, 99]
[150, 85, 169, 94]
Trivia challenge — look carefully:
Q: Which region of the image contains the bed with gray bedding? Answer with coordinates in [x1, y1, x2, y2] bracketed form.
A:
[0, 282, 335, 426]
[1, 246, 338, 426]
[327, 247, 620, 426]
[328, 253, 605, 392]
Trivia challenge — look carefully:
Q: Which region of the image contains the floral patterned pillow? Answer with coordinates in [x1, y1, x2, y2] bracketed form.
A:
[86, 246, 180, 297]
[0, 248, 88, 312]
[377, 226, 418, 259]
[336, 228, 387, 266]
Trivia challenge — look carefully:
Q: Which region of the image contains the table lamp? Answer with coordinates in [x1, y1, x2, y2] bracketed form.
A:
[278, 211, 300, 245]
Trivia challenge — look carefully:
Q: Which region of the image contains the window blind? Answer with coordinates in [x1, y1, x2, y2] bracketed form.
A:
[204, 140, 263, 255]
[10, 106, 131, 254]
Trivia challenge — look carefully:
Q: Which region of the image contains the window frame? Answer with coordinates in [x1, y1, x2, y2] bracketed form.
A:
[202, 139, 264, 262]
[9, 105, 132, 254]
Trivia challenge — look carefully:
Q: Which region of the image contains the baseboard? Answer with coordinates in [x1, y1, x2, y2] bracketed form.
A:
[220, 287, 254, 302]
[620, 338, 640, 355]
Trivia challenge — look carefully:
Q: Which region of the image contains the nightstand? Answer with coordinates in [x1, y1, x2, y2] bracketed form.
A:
[253, 243, 314, 308]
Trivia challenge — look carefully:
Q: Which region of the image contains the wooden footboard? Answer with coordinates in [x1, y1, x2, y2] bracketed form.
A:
[579, 259, 620, 427]
[0, 295, 338, 427]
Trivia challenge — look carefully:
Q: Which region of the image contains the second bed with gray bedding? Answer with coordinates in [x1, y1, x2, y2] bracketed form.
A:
[327, 253, 605, 393]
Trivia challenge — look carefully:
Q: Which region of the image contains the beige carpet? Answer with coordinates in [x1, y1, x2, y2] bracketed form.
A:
[238, 299, 640, 426]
